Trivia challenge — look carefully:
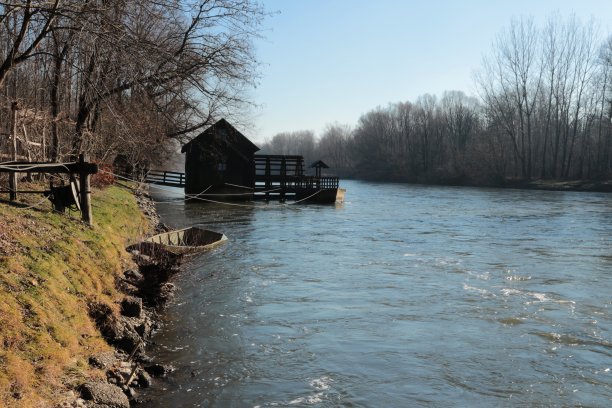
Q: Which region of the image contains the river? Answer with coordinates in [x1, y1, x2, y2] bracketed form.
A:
[141, 180, 611, 407]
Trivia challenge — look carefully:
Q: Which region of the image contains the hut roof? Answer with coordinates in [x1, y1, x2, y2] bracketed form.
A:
[181, 119, 260, 159]
[309, 160, 329, 168]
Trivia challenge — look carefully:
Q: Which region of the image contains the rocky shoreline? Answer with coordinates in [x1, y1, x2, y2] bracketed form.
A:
[62, 188, 181, 408]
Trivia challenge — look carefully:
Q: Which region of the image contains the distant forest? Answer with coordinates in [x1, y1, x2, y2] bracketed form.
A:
[260, 17, 612, 185]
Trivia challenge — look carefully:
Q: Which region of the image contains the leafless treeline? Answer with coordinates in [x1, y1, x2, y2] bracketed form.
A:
[263, 16, 612, 183]
[0, 0, 263, 168]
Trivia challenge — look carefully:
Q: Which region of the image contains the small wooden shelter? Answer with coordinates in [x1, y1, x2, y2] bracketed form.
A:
[310, 160, 329, 178]
[181, 119, 260, 199]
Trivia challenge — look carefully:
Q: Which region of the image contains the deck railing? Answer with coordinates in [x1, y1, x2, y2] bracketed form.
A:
[254, 154, 305, 177]
[146, 170, 185, 187]
[254, 155, 338, 190]
[294, 176, 339, 189]
[254, 176, 338, 190]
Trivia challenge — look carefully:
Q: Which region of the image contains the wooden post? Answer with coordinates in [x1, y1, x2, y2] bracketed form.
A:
[79, 154, 93, 225]
[8, 102, 19, 201]
[265, 157, 270, 201]
[42, 126, 46, 161]
[280, 157, 286, 202]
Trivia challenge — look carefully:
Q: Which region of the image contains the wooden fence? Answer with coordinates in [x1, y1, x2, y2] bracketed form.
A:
[145, 170, 185, 188]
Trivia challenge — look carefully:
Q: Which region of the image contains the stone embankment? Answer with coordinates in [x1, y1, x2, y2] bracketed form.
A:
[65, 190, 181, 408]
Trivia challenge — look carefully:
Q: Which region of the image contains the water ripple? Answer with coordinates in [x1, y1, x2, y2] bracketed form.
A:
[142, 181, 612, 407]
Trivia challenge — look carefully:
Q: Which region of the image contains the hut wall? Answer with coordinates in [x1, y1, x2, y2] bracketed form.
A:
[184, 146, 254, 195]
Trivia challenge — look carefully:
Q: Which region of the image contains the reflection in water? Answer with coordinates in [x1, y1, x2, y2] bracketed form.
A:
[142, 182, 612, 407]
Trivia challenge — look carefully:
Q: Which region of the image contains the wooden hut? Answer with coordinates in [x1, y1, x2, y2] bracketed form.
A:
[310, 160, 329, 177]
[181, 119, 260, 200]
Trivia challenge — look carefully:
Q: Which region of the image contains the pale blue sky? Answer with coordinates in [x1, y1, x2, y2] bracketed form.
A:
[249, 0, 612, 144]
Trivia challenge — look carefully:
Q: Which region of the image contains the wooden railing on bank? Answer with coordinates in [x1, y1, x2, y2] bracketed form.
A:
[145, 170, 185, 188]
[0, 155, 98, 224]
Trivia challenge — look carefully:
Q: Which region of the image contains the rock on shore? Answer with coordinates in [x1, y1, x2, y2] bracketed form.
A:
[66, 188, 181, 407]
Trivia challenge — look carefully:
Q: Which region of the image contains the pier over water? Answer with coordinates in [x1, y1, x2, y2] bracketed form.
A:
[145, 119, 343, 203]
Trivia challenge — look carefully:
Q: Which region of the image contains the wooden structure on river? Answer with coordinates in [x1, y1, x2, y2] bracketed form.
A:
[180, 119, 259, 199]
[253, 155, 339, 202]
[147, 119, 342, 203]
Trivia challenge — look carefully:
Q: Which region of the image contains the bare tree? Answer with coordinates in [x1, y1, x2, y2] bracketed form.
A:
[0, 1, 60, 87]
[66, 1, 264, 156]
[0, 1, 265, 166]
[260, 130, 316, 164]
[413, 94, 441, 176]
[439, 91, 479, 176]
[478, 17, 543, 179]
[596, 35, 612, 176]
[317, 123, 352, 172]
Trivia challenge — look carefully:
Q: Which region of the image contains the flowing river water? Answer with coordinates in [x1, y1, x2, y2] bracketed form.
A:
[142, 181, 611, 407]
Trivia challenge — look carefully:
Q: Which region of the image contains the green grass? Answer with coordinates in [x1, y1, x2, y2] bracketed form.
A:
[0, 184, 150, 407]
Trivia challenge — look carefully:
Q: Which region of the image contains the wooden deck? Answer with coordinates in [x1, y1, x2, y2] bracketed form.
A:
[253, 155, 339, 202]
[145, 155, 340, 203]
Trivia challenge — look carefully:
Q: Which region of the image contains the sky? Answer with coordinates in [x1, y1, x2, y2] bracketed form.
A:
[248, 0, 612, 144]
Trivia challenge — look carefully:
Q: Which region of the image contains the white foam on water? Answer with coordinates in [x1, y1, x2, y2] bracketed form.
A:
[467, 270, 490, 280]
[501, 289, 576, 307]
[289, 393, 324, 405]
[310, 376, 332, 390]
[463, 283, 491, 296]
[287, 377, 332, 405]
[289, 397, 305, 404]
[528, 292, 551, 303]
[403, 253, 416, 257]
[308, 394, 323, 404]
[505, 275, 532, 281]
[501, 288, 522, 296]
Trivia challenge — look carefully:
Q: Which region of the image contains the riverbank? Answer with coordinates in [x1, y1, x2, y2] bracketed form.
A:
[342, 175, 612, 193]
[499, 178, 612, 192]
[0, 182, 179, 407]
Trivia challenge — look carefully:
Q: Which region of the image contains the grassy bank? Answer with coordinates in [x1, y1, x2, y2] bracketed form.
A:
[0, 184, 150, 407]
